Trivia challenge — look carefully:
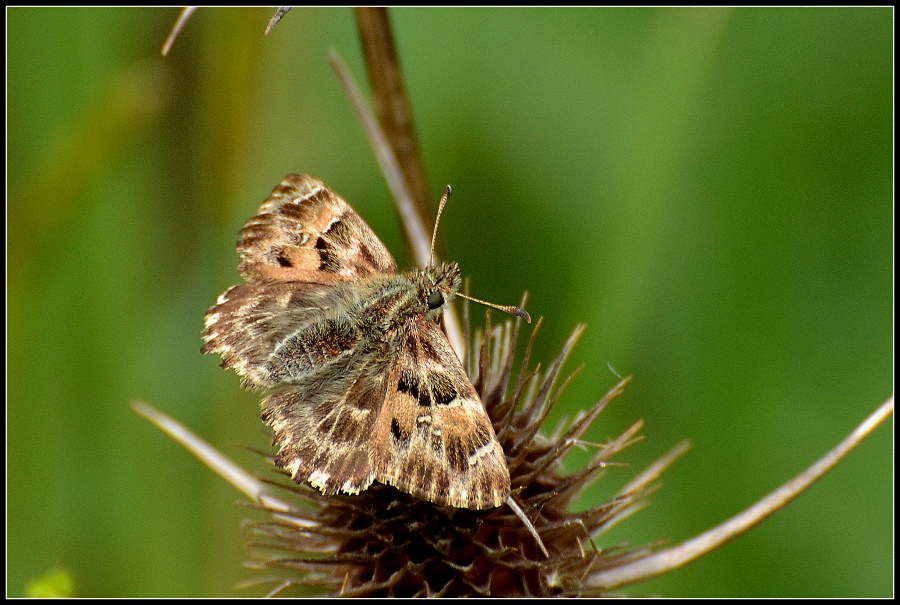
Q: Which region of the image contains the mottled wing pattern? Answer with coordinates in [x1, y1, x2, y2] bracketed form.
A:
[236, 173, 396, 283]
[202, 174, 399, 491]
[370, 315, 511, 509]
[262, 343, 394, 497]
[204, 281, 391, 494]
[204, 173, 512, 509]
[202, 280, 359, 389]
[203, 173, 395, 387]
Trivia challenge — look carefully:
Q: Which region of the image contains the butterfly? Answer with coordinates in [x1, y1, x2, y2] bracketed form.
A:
[202, 174, 526, 509]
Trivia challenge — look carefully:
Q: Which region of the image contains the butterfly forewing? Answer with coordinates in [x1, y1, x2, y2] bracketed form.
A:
[203, 280, 361, 389]
[236, 174, 396, 282]
[371, 315, 510, 509]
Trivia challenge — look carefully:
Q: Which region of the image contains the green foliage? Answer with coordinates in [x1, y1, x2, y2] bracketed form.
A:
[26, 568, 75, 598]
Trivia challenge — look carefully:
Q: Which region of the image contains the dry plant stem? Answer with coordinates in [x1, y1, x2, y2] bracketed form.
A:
[354, 8, 433, 234]
[326, 51, 432, 275]
[327, 49, 466, 359]
[265, 7, 291, 36]
[587, 395, 894, 590]
[131, 400, 296, 518]
[161, 7, 198, 56]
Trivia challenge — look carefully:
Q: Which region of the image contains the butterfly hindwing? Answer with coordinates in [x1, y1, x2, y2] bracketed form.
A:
[202, 279, 364, 389]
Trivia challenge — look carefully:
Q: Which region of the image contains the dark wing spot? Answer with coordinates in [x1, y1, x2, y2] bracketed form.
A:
[358, 243, 379, 272]
[315, 218, 364, 273]
[429, 374, 459, 407]
[399, 371, 459, 407]
[314, 236, 341, 272]
[419, 339, 440, 365]
[391, 418, 410, 445]
[275, 252, 293, 267]
[322, 217, 354, 246]
[397, 371, 421, 402]
[445, 436, 469, 473]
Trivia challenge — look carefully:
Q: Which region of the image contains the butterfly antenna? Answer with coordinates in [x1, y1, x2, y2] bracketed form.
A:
[429, 185, 452, 266]
[454, 290, 532, 324]
[430, 184, 530, 323]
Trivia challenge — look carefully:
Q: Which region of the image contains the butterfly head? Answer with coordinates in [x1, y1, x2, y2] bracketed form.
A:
[419, 261, 461, 322]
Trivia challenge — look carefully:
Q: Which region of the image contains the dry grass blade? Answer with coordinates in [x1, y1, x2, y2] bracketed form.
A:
[131, 400, 294, 516]
[586, 396, 894, 590]
[161, 7, 198, 56]
[326, 49, 430, 271]
[265, 7, 291, 36]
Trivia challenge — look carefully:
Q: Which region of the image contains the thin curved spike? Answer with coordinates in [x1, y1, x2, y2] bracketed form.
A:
[505, 496, 549, 558]
[562, 376, 632, 444]
[586, 396, 894, 590]
[161, 7, 198, 56]
[265, 7, 291, 36]
[508, 325, 587, 456]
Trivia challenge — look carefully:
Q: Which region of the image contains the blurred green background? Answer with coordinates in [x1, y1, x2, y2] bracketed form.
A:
[7, 7, 892, 597]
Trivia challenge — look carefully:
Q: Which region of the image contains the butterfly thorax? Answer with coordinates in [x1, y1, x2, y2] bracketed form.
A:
[349, 261, 460, 334]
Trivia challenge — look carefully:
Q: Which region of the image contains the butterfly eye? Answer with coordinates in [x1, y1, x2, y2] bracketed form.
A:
[427, 289, 444, 310]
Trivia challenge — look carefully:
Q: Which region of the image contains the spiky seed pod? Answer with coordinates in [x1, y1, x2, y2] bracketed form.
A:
[242, 314, 674, 597]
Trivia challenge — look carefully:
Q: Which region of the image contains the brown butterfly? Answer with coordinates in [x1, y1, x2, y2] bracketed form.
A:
[202, 174, 527, 509]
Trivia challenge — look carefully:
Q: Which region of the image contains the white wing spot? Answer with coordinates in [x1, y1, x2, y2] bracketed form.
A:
[342, 479, 361, 494]
[468, 442, 495, 466]
[349, 407, 371, 422]
[435, 397, 462, 409]
[285, 460, 302, 478]
[322, 215, 341, 233]
[308, 469, 330, 489]
[294, 184, 324, 203]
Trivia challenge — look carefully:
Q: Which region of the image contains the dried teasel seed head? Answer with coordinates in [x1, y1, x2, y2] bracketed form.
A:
[241, 313, 683, 597]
